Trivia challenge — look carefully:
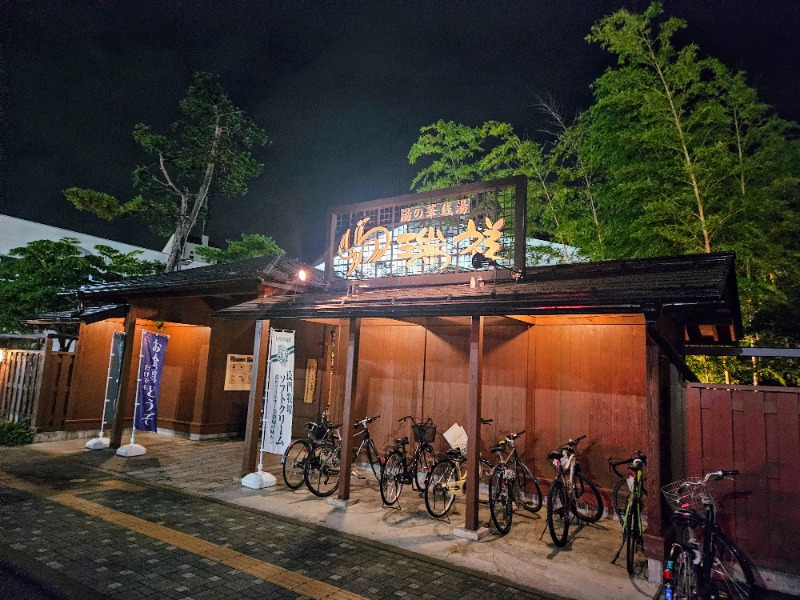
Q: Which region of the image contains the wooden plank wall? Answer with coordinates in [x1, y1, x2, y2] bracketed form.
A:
[0, 350, 45, 423]
[353, 315, 647, 499]
[684, 384, 800, 575]
[66, 320, 122, 430]
[528, 316, 647, 492]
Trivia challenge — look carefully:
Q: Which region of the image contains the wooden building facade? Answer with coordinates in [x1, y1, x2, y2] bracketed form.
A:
[53, 178, 743, 574]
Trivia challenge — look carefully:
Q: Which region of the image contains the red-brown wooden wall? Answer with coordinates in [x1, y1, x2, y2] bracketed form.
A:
[354, 315, 648, 495]
[684, 384, 800, 575]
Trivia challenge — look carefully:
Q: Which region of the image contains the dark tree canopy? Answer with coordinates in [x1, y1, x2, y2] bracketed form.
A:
[65, 72, 270, 272]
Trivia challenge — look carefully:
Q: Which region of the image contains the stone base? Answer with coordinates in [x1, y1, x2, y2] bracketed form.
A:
[327, 497, 360, 509]
[85, 437, 110, 450]
[241, 471, 277, 489]
[116, 443, 147, 457]
[453, 526, 490, 540]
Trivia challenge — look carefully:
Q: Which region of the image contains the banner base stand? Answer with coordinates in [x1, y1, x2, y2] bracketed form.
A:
[241, 470, 277, 489]
[116, 443, 147, 457]
[85, 437, 110, 450]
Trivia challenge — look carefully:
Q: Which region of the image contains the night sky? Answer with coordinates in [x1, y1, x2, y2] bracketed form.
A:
[3, 1, 799, 261]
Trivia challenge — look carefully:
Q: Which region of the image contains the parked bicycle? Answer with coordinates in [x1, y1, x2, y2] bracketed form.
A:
[424, 418, 494, 519]
[379, 416, 436, 506]
[662, 470, 755, 600]
[608, 450, 647, 573]
[487, 430, 543, 534]
[545, 435, 604, 547]
[351, 414, 382, 481]
[282, 411, 339, 489]
[302, 414, 383, 497]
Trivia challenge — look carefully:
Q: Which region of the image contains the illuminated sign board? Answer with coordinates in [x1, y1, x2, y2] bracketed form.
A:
[327, 176, 526, 282]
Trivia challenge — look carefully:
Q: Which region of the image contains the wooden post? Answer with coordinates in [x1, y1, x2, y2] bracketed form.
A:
[337, 317, 360, 500]
[241, 320, 270, 477]
[464, 315, 484, 530]
[109, 308, 140, 449]
[642, 329, 671, 570]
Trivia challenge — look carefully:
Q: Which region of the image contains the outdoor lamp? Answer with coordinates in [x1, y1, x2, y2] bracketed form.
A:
[297, 268, 308, 283]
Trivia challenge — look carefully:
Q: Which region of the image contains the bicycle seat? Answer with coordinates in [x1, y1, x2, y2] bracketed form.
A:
[394, 436, 408, 446]
[445, 448, 462, 458]
[547, 451, 562, 460]
[490, 444, 503, 453]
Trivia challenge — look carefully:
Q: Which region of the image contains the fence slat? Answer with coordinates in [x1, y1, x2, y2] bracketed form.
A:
[688, 384, 800, 575]
[0, 350, 44, 423]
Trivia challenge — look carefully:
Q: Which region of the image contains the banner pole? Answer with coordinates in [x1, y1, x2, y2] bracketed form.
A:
[86, 334, 119, 450]
[256, 331, 276, 473]
[116, 332, 148, 457]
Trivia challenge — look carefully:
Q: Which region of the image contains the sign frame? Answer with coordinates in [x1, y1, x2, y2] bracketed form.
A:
[325, 176, 527, 285]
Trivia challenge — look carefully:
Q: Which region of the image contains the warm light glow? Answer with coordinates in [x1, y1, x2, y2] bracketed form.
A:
[297, 269, 308, 282]
[0, 349, 6, 364]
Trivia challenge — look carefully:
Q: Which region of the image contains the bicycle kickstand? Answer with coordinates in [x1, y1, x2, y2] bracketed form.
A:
[611, 536, 624, 564]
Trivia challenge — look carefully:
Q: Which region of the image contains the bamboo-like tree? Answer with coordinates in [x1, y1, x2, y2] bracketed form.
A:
[65, 72, 269, 272]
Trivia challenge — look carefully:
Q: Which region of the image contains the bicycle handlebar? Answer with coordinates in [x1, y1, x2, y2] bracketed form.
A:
[481, 418, 493, 425]
[607, 450, 647, 478]
[354, 415, 380, 429]
[506, 430, 525, 441]
[703, 469, 739, 483]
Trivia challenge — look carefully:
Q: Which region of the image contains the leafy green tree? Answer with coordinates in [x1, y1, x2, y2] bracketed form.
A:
[65, 72, 269, 273]
[583, 2, 800, 383]
[0, 238, 161, 334]
[408, 120, 488, 191]
[195, 233, 284, 264]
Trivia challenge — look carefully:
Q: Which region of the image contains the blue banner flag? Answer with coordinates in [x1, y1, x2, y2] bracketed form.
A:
[134, 330, 169, 432]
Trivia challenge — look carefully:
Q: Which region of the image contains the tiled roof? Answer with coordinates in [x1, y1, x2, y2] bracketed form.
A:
[76, 254, 323, 301]
[214, 252, 742, 344]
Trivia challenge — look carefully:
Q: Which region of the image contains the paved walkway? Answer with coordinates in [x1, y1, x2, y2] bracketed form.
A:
[0, 434, 687, 599]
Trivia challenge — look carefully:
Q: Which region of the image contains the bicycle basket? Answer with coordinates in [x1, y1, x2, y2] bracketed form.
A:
[305, 421, 326, 440]
[412, 420, 436, 444]
[661, 478, 714, 513]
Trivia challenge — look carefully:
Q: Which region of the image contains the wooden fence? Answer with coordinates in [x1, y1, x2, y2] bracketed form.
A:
[684, 384, 800, 575]
[0, 350, 44, 423]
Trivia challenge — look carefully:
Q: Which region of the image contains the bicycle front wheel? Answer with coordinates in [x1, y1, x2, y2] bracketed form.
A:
[489, 466, 513, 534]
[304, 442, 341, 497]
[547, 479, 570, 547]
[380, 451, 405, 505]
[424, 459, 457, 518]
[514, 462, 542, 513]
[668, 543, 698, 600]
[282, 439, 310, 489]
[571, 471, 604, 523]
[413, 443, 435, 490]
[625, 507, 641, 574]
[612, 478, 630, 525]
[709, 530, 755, 600]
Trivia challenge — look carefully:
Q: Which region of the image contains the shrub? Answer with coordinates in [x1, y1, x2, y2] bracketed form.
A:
[0, 419, 34, 446]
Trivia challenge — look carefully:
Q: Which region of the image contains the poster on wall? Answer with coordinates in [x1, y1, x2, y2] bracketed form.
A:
[263, 330, 295, 455]
[224, 354, 253, 391]
[134, 330, 169, 433]
[303, 358, 317, 404]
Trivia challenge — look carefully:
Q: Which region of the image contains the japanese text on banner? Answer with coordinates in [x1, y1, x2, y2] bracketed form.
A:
[135, 330, 169, 432]
[264, 330, 294, 454]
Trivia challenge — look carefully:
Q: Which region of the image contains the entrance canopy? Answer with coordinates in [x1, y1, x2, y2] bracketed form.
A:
[214, 252, 742, 347]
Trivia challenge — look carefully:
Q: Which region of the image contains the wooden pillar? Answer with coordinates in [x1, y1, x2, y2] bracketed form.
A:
[464, 315, 484, 530]
[337, 317, 360, 500]
[642, 330, 671, 568]
[241, 320, 270, 477]
[109, 307, 141, 449]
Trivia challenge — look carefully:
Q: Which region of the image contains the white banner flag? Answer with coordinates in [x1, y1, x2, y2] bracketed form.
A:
[263, 329, 295, 455]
